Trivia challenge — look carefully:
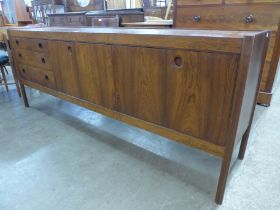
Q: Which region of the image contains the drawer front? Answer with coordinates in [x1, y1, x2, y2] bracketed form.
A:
[14, 49, 52, 70]
[177, 0, 222, 6]
[49, 16, 66, 26]
[175, 5, 280, 31]
[88, 16, 120, 27]
[66, 15, 86, 26]
[19, 64, 56, 89]
[225, 0, 280, 4]
[120, 14, 144, 23]
[11, 38, 49, 52]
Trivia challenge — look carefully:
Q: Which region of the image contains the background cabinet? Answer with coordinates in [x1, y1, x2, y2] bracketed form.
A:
[174, 0, 280, 106]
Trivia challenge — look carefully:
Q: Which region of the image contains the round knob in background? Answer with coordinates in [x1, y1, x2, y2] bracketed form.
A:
[244, 14, 254, 23]
[193, 16, 201, 22]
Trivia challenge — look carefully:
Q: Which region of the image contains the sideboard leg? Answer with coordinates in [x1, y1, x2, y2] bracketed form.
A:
[15, 80, 22, 97]
[19, 83, 29, 107]
[238, 127, 251, 160]
[215, 151, 232, 204]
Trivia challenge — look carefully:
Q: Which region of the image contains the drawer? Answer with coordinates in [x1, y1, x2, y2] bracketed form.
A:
[87, 16, 120, 27]
[175, 5, 280, 31]
[177, 0, 222, 6]
[225, 0, 280, 4]
[66, 15, 86, 26]
[49, 16, 66, 26]
[14, 49, 52, 70]
[19, 64, 56, 89]
[11, 38, 49, 52]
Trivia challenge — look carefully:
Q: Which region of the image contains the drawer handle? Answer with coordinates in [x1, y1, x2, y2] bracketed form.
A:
[44, 75, 49, 80]
[18, 53, 22, 58]
[41, 58, 46, 64]
[193, 16, 201, 22]
[244, 14, 254, 23]
[38, 43, 43, 48]
[174, 56, 183, 68]
[68, 45, 72, 52]
[16, 40, 19, 45]
[22, 68, 25, 73]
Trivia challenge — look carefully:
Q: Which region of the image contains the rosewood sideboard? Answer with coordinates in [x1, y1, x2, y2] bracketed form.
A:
[8, 27, 269, 204]
[174, 0, 280, 106]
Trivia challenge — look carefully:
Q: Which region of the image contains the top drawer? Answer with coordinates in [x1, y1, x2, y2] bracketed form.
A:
[87, 16, 120, 27]
[175, 5, 280, 31]
[66, 15, 86, 26]
[177, 0, 222, 6]
[49, 16, 66, 26]
[11, 38, 49, 52]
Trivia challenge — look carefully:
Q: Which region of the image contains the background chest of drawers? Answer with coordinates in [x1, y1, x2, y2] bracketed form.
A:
[174, 0, 280, 106]
[8, 28, 269, 204]
[48, 9, 144, 27]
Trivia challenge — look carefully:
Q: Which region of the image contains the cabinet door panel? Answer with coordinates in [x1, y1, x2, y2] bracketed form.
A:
[49, 41, 80, 98]
[113, 46, 166, 126]
[166, 50, 239, 146]
[75, 43, 115, 109]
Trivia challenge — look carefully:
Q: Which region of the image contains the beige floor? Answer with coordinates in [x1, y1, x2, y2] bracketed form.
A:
[0, 67, 279, 210]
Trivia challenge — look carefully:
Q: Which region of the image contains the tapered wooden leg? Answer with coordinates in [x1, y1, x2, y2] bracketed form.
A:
[238, 127, 251, 160]
[19, 83, 29, 107]
[1, 66, 8, 92]
[215, 154, 232, 205]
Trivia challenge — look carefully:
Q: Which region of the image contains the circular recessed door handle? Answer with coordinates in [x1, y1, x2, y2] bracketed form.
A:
[174, 56, 183, 68]
[44, 75, 49, 80]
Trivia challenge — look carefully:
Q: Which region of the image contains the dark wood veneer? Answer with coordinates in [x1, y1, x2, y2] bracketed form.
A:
[8, 27, 269, 205]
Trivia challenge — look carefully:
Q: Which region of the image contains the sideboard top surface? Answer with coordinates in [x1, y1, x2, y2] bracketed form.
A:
[8, 27, 269, 53]
[8, 27, 265, 38]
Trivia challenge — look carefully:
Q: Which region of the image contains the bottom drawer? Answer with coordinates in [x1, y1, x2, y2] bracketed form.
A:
[19, 65, 56, 90]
